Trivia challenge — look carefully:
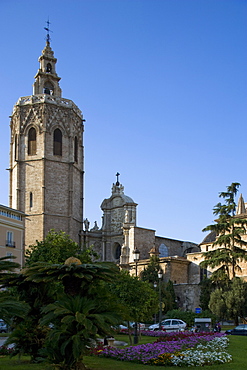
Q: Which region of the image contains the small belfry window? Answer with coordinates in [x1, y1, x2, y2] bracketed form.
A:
[53, 128, 62, 156]
[46, 63, 52, 73]
[74, 136, 78, 163]
[28, 127, 37, 155]
[43, 81, 54, 95]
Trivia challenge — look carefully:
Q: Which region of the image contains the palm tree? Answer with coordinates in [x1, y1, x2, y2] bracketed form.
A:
[22, 257, 122, 369]
[0, 257, 28, 324]
[40, 293, 121, 370]
[23, 257, 119, 296]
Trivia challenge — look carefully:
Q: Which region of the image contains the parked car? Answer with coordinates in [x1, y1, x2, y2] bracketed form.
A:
[115, 322, 145, 332]
[117, 324, 128, 332]
[129, 322, 146, 330]
[149, 319, 187, 331]
[0, 321, 7, 333]
[225, 324, 247, 336]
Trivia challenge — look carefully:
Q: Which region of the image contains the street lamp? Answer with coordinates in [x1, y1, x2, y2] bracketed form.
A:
[153, 282, 157, 323]
[133, 247, 140, 276]
[158, 269, 163, 330]
[133, 247, 140, 344]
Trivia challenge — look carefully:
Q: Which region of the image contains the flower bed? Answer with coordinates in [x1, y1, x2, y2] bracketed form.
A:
[142, 330, 217, 339]
[95, 332, 232, 366]
[0, 345, 15, 357]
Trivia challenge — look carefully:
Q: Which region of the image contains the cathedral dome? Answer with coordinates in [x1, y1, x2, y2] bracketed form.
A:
[101, 180, 137, 210]
[200, 231, 216, 244]
[119, 194, 135, 204]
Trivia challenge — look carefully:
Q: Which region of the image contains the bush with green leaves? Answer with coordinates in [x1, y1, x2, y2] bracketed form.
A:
[25, 229, 98, 266]
[165, 309, 216, 327]
[22, 259, 122, 369]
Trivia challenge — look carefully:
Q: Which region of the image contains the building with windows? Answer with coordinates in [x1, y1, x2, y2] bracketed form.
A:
[9, 39, 84, 248]
[6, 36, 208, 310]
[82, 178, 199, 265]
[82, 177, 202, 311]
[6, 36, 203, 309]
[0, 204, 25, 267]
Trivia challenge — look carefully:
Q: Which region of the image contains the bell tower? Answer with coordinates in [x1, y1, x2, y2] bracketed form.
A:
[9, 35, 84, 247]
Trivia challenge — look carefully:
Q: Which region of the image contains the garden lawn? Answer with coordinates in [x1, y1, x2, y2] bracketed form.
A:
[84, 335, 247, 369]
[0, 335, 247, 369]
[0, 357, 53, 370]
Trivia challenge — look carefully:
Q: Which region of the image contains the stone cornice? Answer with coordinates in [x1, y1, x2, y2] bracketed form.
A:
[13, 95, 82, 118]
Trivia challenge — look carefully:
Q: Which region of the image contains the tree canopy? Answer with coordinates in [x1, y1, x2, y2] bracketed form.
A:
[25, 230, 97, 266]
[109, 270, 158, 322]
[200, 182, 247, 282]
[140, 255, 177, 313]
[209, 278, 247, 325]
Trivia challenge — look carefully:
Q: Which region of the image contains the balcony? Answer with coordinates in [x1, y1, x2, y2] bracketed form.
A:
[5, 241, 16, 248]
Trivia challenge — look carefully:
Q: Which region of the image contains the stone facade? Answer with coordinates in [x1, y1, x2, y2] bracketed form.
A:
[6, 39, 221, 312]
[83, 179, 200, 265]
[9, 41, 84, 248]
[82, 178, 203, 311]
[0, 204, 25, 268]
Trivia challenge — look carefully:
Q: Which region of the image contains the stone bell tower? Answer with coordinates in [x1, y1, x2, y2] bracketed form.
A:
[9, 34, 84, 248]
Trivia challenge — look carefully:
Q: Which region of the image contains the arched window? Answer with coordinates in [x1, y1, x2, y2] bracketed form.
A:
[43, 81, 54, 95]
[28, 127, 36, 155]
[159, 244, 169, 257]
[46, 63, 52, 73]
[74, 136, 78, 163]
[114, 243, 121, 260]
[53, 128, 62, 156]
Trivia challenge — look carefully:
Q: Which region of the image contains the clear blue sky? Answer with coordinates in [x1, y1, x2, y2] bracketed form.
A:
[0, 0, 246, 243]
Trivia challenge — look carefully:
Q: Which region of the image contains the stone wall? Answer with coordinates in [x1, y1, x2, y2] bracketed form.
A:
[131, 227, 156, 261]
[9, 99, 84, 248]
[174, 283, 201, 312]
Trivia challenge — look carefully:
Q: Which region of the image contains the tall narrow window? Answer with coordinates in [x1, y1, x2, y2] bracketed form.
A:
[74, 136, 78, 163]
[53, 128, 62, 156]
[114, 243, 121, 260]
[30, 192, 33, 208]
[14, 134, 18, 160]
[7, 231, 13, 244]
[6, 231, 15, 248]
[28, 127, 36, 155]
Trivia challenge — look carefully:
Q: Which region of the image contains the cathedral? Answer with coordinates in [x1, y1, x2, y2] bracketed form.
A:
[4, 37, 202, 309]
[6, 35, 247, 312]
[8, 36, 199, 264]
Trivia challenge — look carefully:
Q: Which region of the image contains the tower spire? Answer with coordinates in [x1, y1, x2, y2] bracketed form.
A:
[33, 24, 62, 97]
[44, 18, 52, 44]
[116, 172, 120, 186]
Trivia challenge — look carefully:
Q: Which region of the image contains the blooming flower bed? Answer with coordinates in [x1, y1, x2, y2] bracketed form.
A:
[96, 332, 232, 366]
[0, 345, 15, 357]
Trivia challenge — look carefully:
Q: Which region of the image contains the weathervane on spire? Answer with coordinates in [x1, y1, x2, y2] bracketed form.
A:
[116, 172, 120, 186]
[44, 18, 52, 43]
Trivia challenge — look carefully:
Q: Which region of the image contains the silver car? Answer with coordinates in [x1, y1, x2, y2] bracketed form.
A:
[149, 319, 187, 331]
[0, 321, 7, 333]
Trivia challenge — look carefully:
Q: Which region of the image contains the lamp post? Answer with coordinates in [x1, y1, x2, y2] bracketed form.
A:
[153, 281, 157, 323]
[133, 247, 140, 344]
[133, 247, 140, 276]
[158, 269, 163, 330]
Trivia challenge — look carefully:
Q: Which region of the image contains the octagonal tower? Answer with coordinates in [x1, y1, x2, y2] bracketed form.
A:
[9, 40, 84, 247]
